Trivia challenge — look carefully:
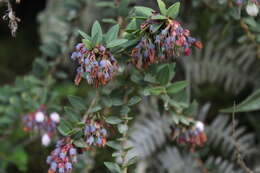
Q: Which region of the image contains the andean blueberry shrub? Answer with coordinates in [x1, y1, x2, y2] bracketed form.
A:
[71, 43, 118, 88]
[47, 138, 77, 173]
[22, 105, 60, 146]
[84, 119, 108, 148]
[131, 13, 202, 69]
[171, 121, 207, 151]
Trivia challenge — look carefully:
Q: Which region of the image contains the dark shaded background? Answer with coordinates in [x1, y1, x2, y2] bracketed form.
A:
[0, 0, 45, 84]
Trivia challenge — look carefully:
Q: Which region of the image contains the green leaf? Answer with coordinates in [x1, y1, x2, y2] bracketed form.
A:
[91, 21, 103, 44]
[102, 18, 118, 24]
[120, 106, 130, 115]
[128, 96, 142, 106]
[157, 0, 167, 15]
[104, 162, 121, 173]
[124, 156, 138, 167]
[107, 39, 128, 48]
[166, 81, 187, 94]
[105, 24, 120, 43]
[179, 116, 191, 125]
[64, 106, 79, 123]
[82, 38, 93, 50]
[118, 124, 128, 134]
[105, 116, 123, 124]
[58, 120, 72, 136]
[166, 2, 180, 18]
[243, 17, 256, 28]
[134, 6, 154, 17]
[78, 30, 91, 40]
[106, 141, 121, 150]
[73, 139, 89, 148]
[88, 105, 102, 113]
[156, 65, 170, 85]
[125, 18, 138, 32]
[67, 95, 86, 111]
[112, 98, 124, 106]
[144, 86, 166, 96]
[151, 14, 167, 20]
[96, 1, 116, 8]
[221, 89, 260, 113]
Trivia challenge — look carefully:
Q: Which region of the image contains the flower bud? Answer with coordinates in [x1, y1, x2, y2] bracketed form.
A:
[246, 3, 259, 16]
[50, 112, 60, 123]
[42, 133, 51, 146]
[35, 111, 45, 122]
[195, 121, 205, 132]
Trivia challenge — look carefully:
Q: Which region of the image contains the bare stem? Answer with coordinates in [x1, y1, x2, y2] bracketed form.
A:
[232, 103, 255, 173]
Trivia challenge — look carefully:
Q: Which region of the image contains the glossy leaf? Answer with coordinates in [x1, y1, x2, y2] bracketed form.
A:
[221, 89, 260, 113]
[67, 95, 86, 111]
[134, 6, 154, 17]
[128, 96, 142, 106]
[105, 116, 123, 124]
[78, 30, 91, 40]
[157, 0, 167, 15]
[106, 141, 121, 150]
[91, 21, 103, 44]
[156, 65, 170, 86]
[104, 162, 121, 173]
[105, 24, 120, 43]
[166, 2, 180, 18]
[166, 81, 187, 94]
[107, 39, 128, 48]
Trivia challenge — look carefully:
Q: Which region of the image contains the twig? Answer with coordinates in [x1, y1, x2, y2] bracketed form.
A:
[232, 103, 255, 173]
[2, 0, 21, 37]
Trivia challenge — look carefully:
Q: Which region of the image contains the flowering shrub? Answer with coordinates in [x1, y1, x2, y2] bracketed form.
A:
[1, 0, 260, 173]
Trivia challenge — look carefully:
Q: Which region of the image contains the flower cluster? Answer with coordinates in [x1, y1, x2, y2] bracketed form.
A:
[70, 43, 118, 87]
[47, 138, 77, 173]
[131, 18, 202, 69]
[171, 121, 207, 150]
[84, 119, 107, 147]
[22, 105, 60, 146]
[235, 0, 259, 16]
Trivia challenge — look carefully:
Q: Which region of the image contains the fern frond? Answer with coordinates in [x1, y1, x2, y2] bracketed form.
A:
[153, 147, 201, 173]
[182, 38, 260, 94]
[206, 115, 255, 158]
[126, 100, 171, 159]
[205, 156, 244, 173]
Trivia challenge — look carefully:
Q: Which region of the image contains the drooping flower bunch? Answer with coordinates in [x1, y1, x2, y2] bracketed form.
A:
[171, 121, 207, 150]
[235, 0, 259, 16]
[70, 43, 118, 87]
[46, 138, 77, 173]
[22, 105, 60, 146]
[131, 16, 202, 69]
[84, 119, 108, 147]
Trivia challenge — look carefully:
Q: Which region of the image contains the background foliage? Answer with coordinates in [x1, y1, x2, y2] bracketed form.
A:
[0, 0, 260, 173]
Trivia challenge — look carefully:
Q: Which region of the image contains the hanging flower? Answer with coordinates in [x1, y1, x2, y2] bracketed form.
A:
[22, 105, 60, 146]
[84, 119, 108, 148]
[70, 43, 118, 87]
[246, 3, 259, 16]
[47, 138, 77, 173]
[171, 121, 207, 150]
[131, 17, 202, 69]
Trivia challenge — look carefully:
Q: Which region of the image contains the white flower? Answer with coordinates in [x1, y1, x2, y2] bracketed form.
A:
[246, 3, 259, 17]
[50, 112, 60, 123]
[195, 121, 205, 132]
[41, 134, 51, 146]
[35, 111, 45, 122]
